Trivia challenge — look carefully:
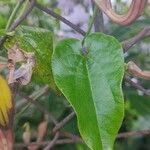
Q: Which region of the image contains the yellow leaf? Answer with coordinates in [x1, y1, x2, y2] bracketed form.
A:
[0, 76, 12, 127]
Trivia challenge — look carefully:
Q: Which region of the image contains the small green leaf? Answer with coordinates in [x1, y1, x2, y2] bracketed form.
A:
[5, 26, 56, 91]
[52, 33, 124, 150]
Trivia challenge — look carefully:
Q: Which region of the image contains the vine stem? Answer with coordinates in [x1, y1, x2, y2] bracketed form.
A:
[16, 0, 30, 21]
[82, 6, 98, 46]
[5, 0, 25, 31]
[9, 0, 35, 30]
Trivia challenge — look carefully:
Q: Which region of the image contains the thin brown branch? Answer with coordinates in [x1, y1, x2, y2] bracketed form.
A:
[53, 112, 76, 133]
[60, 131, 83, 143]
[15, 129, 150, 148]
[16, 85, 49, 112]
[125, 76, 150, 96]
[19, 93, 58, 125]
[35, 2, 86, 36]
[122, 27, 150, 52]
[117, 129, 150, 138]
[18, 93, 77, 149]
[15, 138, 82, 148]
[44, 132, 59, 150]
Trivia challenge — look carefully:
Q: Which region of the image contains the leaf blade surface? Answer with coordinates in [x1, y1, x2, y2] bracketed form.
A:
[52, 33, 124, 150]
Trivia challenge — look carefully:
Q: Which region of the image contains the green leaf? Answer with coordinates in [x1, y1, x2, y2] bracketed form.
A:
[52, 33, 124, 150]
[5, 26, 56, 91]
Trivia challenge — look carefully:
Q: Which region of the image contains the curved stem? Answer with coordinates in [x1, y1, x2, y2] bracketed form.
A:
[9, 0, 35, 31]
[5, 0, 25, 31]
[16, 0, 29, 21]
[82, 6, 98, 46]
[93, 0, 147, 25]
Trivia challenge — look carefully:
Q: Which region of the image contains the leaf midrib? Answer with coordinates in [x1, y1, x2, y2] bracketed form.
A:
[85, 59, 102, 149]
